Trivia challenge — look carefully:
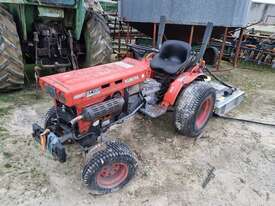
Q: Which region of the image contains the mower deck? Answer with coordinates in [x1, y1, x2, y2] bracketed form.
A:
[210, 81, 245, 116]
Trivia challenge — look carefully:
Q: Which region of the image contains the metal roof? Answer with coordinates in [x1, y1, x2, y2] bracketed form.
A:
[119, 0, 251, 27]
[252, 0, 275, 5]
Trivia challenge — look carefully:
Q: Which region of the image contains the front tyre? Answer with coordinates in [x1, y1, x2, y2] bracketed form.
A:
[82, 140, 137, 195]
[44, 106, 58, 129]
[174, 82, 216, 137]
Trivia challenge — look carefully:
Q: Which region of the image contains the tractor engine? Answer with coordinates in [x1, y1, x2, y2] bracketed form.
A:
[69, 78, 162, 138]
[37, 58, 158, 147]
[26, 21, 83, 71]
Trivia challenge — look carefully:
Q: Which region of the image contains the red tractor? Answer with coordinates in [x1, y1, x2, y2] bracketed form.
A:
[32, 23, 220, 194]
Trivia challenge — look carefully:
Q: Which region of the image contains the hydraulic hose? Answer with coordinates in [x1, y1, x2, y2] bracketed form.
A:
[215, 114, 275, 128]
[204, 66, 236, 90]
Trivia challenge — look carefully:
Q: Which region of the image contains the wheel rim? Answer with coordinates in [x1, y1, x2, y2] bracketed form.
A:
[195, 96, 214, 129]
[96, 163, 129, 189]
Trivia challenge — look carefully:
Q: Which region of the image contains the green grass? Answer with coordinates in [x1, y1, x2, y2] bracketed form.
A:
[215, 61, 275, 113]
[239, 61, 275, 73]
[0, 89, 43, 121]
[0, 126, 7, 132]
[0, 107, 12, 115]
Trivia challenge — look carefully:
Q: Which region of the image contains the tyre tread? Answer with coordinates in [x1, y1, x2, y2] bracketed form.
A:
[0, 5, 24, 92]
[83, 12, 112, 67]
[82, 140, 137, 194]
[174, 81, 216, 137]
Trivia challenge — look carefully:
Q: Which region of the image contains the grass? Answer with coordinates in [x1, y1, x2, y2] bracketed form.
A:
[0, 89, 43, 111]
[239, 61, 275, 73]
[215, 61, 275, 113]
[0, 126, 7, 133]
[0, 106, 13, 115]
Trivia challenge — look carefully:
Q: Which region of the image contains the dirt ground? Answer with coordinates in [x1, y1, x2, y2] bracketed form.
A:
[0, 63, 275, 206]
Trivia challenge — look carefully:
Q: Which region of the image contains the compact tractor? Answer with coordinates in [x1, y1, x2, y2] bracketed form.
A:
[32, 23, 243, 194]
[0, 0, 112, 92]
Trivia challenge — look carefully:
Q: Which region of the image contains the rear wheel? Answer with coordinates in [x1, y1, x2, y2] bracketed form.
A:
[83, 12, 112, 67]
[174, 82, 216, 137]
[0, 5, 24, 92]
[82, 140, 137, 195]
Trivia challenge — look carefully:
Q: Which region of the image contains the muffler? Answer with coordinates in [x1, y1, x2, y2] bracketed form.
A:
[70, 97, 125, 125]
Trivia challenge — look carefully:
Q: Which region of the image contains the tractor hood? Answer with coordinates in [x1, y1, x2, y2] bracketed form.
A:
[39, 58, 151, 107]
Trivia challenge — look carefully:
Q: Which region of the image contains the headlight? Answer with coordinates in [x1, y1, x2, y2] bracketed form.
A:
[45, 85, 56, 98]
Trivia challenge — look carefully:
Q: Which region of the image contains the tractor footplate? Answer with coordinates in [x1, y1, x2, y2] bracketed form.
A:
[140, 104, 167, 118]
[32, 124, 67, 163]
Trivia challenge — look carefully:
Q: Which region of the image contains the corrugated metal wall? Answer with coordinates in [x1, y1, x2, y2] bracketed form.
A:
[249, 2, 275, 24]
[118, 0, 251, 27]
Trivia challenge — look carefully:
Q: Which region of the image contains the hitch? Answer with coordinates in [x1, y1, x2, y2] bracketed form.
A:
[32, 124, 67, 163]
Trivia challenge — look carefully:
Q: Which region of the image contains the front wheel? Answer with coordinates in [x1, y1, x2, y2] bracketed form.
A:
[174, 82, 216, 137]
[82, 140, 137, 195]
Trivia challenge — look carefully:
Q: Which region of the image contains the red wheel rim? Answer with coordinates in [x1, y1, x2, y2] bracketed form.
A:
[195, 96, 214, 129]
[96, 163, 129, 189]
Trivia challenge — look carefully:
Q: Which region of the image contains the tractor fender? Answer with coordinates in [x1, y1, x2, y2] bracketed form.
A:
[161, 72, 207, 107]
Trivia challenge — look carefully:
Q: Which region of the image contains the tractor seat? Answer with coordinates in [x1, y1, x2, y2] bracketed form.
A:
[150, 40, 192, 75]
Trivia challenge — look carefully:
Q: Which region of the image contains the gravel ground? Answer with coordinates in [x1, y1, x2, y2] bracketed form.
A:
[0, 64, 275, 206]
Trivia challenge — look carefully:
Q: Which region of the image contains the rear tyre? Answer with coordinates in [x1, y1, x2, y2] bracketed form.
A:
[83, 12, 112, 67]
[174, 82, 216, 137]
[0, 5, 24, 92]
[82, 140, 137, 195]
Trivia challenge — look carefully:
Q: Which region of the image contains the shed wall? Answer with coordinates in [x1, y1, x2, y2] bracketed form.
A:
[118, 0, 251, 27]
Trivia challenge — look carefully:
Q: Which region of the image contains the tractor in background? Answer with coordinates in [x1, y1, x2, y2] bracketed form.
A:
[0, 0, 112, 92]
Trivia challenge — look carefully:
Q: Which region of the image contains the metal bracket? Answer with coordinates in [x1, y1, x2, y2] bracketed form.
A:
[156, 16, 167, 49]
[195, 22, 214, 64]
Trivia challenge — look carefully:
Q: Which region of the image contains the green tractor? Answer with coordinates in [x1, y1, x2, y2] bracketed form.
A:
[0, 0, 112, 92]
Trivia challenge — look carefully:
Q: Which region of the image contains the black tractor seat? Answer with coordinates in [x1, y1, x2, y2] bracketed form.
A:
[150, 40, 193, 75]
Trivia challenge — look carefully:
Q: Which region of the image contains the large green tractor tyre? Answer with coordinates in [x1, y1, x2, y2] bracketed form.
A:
[0, 5, 24, 92]
[83, 12, 112, 67]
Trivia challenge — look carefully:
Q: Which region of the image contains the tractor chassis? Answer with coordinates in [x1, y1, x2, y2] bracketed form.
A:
[30, 22, 245, 194]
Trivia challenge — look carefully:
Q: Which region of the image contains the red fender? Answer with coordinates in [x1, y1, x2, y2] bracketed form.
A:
[161, 65, 207, 107]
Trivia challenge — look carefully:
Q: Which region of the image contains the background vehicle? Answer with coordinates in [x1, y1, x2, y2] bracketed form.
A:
[0, 0, 112, 92]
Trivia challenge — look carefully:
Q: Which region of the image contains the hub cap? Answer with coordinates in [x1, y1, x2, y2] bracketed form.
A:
[96, 163, 129, 189]
[195, 96, 214, 129]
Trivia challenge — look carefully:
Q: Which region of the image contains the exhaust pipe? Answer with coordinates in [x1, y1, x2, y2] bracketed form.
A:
[69, 97, 125, 126]
[70, 115, 84, 126]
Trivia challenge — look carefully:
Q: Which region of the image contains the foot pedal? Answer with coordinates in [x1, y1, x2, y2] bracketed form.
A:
[140, 104, 167, 118]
